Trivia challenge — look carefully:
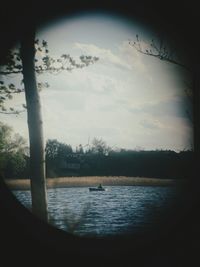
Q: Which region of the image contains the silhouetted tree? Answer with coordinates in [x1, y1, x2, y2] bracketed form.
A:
[45, 139, 73, 177]
[90, 138, 111, 155]
[0, 25, 99, 220]
[0, 122, 27, 179]
[76, 144, 84, 154]
[46, 139, 72, 159]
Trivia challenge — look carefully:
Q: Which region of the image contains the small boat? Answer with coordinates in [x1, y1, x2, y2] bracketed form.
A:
[89, 187, 105, 192]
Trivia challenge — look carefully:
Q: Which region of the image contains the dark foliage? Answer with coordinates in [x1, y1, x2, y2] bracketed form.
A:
[1, 134, 193, 180]
[0, 122, 29, 179]
[45, 138, 193, 179]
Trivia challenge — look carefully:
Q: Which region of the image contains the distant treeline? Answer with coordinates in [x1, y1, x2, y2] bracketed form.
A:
[45, 139, 193, 179]
[0, 124, 193, 180]
[73, 150, 193, 179]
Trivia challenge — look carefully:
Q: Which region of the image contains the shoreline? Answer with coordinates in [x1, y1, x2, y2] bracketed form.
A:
[4, 176, 182, 190]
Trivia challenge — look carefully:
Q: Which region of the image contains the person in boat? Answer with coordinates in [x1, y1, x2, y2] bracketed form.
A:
[98, 184, 103, 189]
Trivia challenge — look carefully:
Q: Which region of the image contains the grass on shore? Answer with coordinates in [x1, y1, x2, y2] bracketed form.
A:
[5, 176, 179, 190]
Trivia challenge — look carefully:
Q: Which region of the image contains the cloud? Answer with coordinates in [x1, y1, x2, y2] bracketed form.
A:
[129, 96, 190, 119]
[118, 41, 147, 72]
[140, 119, 163, 130]
[74, 41, 153, 79]
[1, 36, 192, 152]
[74, 41, 148, 73]
[74, 42, 132, 70]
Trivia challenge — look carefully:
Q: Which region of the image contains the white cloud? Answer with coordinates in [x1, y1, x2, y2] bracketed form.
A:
[74, 42, 131, 70]
[74, 41, 149, 74]
[128, 95, 190, 120]
[118, 41, 147, 72]
[0, 17, 193, 152]
[140, 118, 163, 130]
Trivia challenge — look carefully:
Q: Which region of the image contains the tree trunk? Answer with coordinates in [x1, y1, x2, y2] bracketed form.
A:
[20, 27, 48, 221]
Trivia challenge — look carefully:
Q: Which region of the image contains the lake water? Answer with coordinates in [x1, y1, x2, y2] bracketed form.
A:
[12, 186, 178, 237]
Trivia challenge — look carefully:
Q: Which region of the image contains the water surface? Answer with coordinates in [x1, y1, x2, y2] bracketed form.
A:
[13, 186, 177, 237]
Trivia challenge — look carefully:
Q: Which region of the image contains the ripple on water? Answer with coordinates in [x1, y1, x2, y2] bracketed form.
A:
[12, 185, 177, 237]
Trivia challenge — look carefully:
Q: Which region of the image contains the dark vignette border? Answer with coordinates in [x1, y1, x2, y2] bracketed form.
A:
[0, 0, 199, 266]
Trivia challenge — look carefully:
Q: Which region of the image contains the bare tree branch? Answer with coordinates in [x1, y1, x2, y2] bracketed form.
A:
[129, 35, 194, 131]
[129, 38, 192, 73]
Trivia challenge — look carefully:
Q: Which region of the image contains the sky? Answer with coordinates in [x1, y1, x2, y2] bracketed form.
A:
[0, 12, 193, 151]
